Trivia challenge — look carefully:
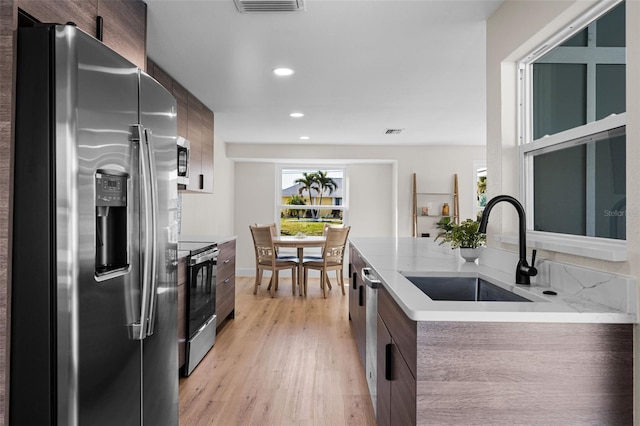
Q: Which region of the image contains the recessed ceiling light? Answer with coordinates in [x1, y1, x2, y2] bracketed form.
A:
[273, 67, 295, 76]
[289, 112, 304, 118]
[300, 136, 310, 140]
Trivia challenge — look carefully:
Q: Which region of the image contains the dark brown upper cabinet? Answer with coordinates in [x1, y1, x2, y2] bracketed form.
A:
[97, 0, 146, 70]
[18, 0, 146, 70]
[147, 59, 214, 194]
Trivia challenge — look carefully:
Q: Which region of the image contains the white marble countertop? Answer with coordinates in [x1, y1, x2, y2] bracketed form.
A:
[349, 237, 637, 324]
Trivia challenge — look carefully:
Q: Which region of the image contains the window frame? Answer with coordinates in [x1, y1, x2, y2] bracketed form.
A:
[276, 165, 348, 235]
[516, 0, 627, 259]
[473, 160, 487, 221]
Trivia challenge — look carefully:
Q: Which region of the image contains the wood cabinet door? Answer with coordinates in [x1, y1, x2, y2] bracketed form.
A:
[355, 269, 366, 369]
[348, 261, 357, 321]
[215, 240, 235, 325]
[186, 93, 203, 191]
[348, 265, 360, 351]
[216, 275, 235, 323]
[172, 80, 189, 138]
[348, 245, 355, 321]
[19, 0, 146, 70]
[349, 247, 367, 370]
[147, 59, 172, 92]
[142, 64, 214, 193]
[378, 313, 417, 426]
[216, 240, 235, 281]
[377, 314, 392, 426]
[97, 0, 146, 69]
[18, 0, 97, 35]
[201, 108, 214, 193]
[379, 285, 417, 377]
[390, 342, 416, 425]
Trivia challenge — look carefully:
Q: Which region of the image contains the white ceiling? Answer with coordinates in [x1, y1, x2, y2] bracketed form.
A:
[145, 0, 503, 146]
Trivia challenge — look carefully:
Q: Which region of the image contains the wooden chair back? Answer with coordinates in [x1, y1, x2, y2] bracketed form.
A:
[323, 226, 350, 265]
[254, 222, 278, 238]
[322, 223, 344, 236]
[254, 222, 282, 253]
[250, 224, 277, 264]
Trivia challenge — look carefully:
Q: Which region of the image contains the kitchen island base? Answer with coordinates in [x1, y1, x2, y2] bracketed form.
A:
[377, 285, 633, 425]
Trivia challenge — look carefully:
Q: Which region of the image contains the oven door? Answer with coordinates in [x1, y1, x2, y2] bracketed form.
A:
[184, 252, 218, 376]
[188, 258, 216, 338]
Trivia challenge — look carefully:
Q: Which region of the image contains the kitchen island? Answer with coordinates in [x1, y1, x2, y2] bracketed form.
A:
[349, 237, 635, 425]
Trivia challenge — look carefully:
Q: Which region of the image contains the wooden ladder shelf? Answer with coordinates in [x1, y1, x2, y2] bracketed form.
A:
[412, 173, 459, 238]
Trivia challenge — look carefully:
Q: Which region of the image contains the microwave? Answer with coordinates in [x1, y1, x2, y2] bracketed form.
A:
[177, 137, 190, 186]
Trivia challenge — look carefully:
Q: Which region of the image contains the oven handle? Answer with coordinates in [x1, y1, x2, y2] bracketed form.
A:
[190, 249, 219, 266]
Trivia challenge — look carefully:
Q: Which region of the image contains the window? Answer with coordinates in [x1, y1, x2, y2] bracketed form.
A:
[519, 1, 625, 241]
[278, 167, 346, 236]
[473, 161, 487, 221]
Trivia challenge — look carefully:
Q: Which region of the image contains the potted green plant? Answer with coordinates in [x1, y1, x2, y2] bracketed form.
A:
[435, 218, 486, 262]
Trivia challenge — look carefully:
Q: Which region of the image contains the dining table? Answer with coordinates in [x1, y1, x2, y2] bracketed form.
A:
[273, 235, 326, 295]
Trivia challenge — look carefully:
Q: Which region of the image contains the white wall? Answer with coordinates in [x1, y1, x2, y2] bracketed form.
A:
[348, 163, 395, 237]
[234, 161, 278, 274]
[228, 143, 485, 274]
[180, 135, 235, 236]
[233, 161, 396, 275]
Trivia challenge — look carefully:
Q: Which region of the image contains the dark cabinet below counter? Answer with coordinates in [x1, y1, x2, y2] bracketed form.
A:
[348, 244, 367, 370]
[375, 279, 633, 425]
[216, 239, 236, 328]
[377, 286, 416, 426]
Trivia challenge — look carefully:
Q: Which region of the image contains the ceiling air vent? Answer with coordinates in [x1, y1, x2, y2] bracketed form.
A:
[384, 128, 404, 135]
[233, 0, 306, 13]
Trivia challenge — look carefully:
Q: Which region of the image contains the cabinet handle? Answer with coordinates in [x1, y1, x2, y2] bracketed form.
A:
[223, 278, 230, 284]
[358, 285, 364, 307]
[385, 344, 393, 381]
[352, 272, 358, 290]
[199, 174, 204, 190]
[96, 16, 103, 41]
[223, 259, 230, 264]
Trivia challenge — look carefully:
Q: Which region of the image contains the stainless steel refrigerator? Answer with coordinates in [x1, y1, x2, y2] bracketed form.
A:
[11, 24, 179, 426]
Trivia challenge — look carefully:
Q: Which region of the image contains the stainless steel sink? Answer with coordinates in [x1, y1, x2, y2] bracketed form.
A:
[404, 276, 533, 302]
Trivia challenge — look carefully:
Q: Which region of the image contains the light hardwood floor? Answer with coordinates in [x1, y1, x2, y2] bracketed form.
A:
[179, 276, 376, 426]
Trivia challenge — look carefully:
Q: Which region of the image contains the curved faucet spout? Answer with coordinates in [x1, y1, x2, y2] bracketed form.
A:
[479, 195, 537, 285]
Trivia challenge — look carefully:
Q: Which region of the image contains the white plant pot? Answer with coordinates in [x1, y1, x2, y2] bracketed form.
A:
[459, 247, 482, 262]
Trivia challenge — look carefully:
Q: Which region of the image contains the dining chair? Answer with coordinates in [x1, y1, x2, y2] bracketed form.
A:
[302, 226, 350, 298]
[302, 223, 345, 291]
[254, 222, 297, 259]
[250, 224, 298, 297]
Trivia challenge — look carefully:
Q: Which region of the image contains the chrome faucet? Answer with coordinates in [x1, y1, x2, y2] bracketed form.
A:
[478, 195, 537, 285]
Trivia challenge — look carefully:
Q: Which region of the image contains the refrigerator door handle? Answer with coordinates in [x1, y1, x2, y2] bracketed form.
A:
[143, 128, 159, 337]
[130, 124, 154, 340]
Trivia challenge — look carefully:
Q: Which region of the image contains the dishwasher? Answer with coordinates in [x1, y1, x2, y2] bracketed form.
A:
[361, 267, 381, 414]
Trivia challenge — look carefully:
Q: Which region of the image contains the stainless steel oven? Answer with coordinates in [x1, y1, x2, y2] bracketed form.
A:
[179, 242, 218, 376]
[177, 136, 190, 186]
